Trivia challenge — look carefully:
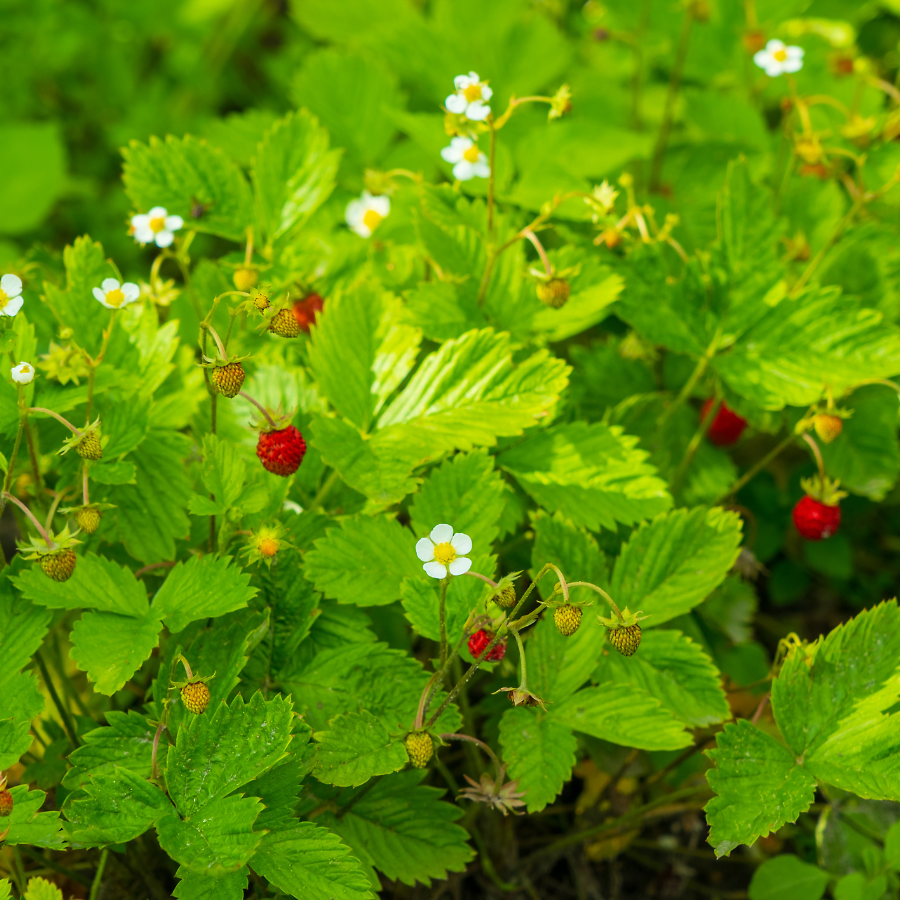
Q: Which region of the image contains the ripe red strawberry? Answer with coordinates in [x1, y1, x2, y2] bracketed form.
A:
[536, 279, 570, 309]
[0, 787, 12, 817]
[181, 681, 211, 714]
[292, 293, 324, 333]
[607, 624, 642, 656]
[793, 495, 841, 540]
[813, 414, 843, 444]
[468, 629, 506, 661]
[211, 362, 245, 399]
[39, 549, 76, 582]
[701, 399, 748, 447]
[554, 605, 582, 636]
[269, 308, 301, 338]
[256, 426, 306, 476]
[404, 732, 433, 768]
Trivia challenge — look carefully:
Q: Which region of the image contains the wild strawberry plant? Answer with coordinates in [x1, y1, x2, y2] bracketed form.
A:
[3, 1, 900, 898]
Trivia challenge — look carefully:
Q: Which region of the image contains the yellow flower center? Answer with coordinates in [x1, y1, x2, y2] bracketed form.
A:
[773, 48, 787, 61]
[259, 538, 279, 557]
[19, 365, 31, 375]
[362, 208, 384, 232]
[463, 145, 481, 163]
[0, 290, 7, 309]
[149, 216, 167, 233]
[105, 288, 125, 308]
[433, 542, 456, 566]
[463, 83, 482, 102]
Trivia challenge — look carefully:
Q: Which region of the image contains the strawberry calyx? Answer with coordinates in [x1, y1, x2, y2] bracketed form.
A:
[800, 475, 846, 506]
[597, 605, 649, 630]
[18, 524, 82, 558]
[243, 524, 294, 566]
[59, 417, 103, 459]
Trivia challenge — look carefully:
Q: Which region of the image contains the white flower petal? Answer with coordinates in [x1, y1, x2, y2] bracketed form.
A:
[345, 199, 364, 226]
[753, 50, 770, 68]
[467, 71, 480, 82]
[122, 282, 141, 302]
[416, 537, 436, 561]
[155, 230, 175, 248]
[450, 532, 472, 554]
[430, 523, 453, 544]
[765, 39, 785, 53]
[453, 74, 470, 90]
[481, 85, 493, 102]
[786, 46, 804, 60]
[472, 159, 491, 179]
[448, 557, 471, 576]
[165, 215, 184, 231]
[466, 101, 491, 121]
[2, 296, 24, 317]
[133, 226, 155, 244]
[441, 145, 463, 164]
[0, 274, 22, 296]
[92, 287, 107, 303]
[148, 206, 167, 218]
[452, 160, 475, 181]
[446, 94, 467, 114]
[131, 214, 149, 230]
[765, 64, 783, 77]
[783, 58, 803, 73]
[424, 561, 448, 579]
[101, 278, 121, 292]
[370, 195, 391, 217]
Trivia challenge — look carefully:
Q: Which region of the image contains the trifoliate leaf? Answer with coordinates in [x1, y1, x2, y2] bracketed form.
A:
[313, 710, 409, 787]
[63, 769, 171, 846]
[0, 785, 65, 848]
[706, 720, 817, 858]
[593, 630, 729, 727]
[498, 422, 672, 531]
[165, 692, 293, 818]
[13, 552, 149, 616]
[252, 821, 375, 900]
[313, 770, 474, 887]
[410, 449, 507, 548]
[0, 576, 50, 688]
[70, 608, 163, 695]
[528, 610, 607, 704]
[748, 855, 830, 900]
[498, 707, 577, 813]
[156, 795, 263, 875]
[549, 684, 692, 750]
[611, 507, 743, 626]
[530, 511, 608, 601]
[252, 110, 340, 245]
[122, 134, 253, 242]
[173, 867, 248, 900]
[63, 710, 155, 789]
[303, 514, 420, 606]
[152, 554, 257, 633]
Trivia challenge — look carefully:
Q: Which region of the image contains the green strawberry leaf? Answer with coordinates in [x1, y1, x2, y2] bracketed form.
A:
[313, 710, 409, 787]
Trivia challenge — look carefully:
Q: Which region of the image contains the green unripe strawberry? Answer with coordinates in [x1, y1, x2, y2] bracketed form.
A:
[233, 267, 258, 292]
[76, 433, 103, 460]
[39, 549, 77, 582]
[813, 414, 842, 444]
[607, 624, 642, 656]
[181, 681, 211, 714]
[536, 278, 570, 309]
[269, 309, 301, 338]
[494, 586, 516, 608]
[404, 732, 433, 768]
[554, 604, 582, 637]
[211, 362, 246, 399]
[0, 788, 12, 817]
[75, 507, 101, 535]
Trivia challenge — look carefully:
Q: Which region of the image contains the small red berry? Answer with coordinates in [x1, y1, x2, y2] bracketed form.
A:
[792, 495, 841, 541]
[468, 629, 505, 661]
[0, 788, 12, 817]
[701, 399, 748, 447]
[256, 426, 306, 477]
[292, 293, 324, 333]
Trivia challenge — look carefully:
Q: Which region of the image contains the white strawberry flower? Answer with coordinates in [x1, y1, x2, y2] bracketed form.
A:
[446, 72, 493, 121]
[0, 274, 24, 318]
[416, 524, 473, 579]
[11, 361, 34, 384]
[440, 137, 490, 181]
[92, 278, 141, 310]
[345, 191, 391, 239]
[131, 206, 184, 248]
[754, 39, 804, 77]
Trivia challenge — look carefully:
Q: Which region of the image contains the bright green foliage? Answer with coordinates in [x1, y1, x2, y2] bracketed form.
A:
[312, 771, 474, 887]
[498, 422, 672, 530]
[63, 711, 155, 788]
[611, 507, 743, 625]
[0, 879, 9, 900]
[173, 868, 249, 900]
[748, 855, 831, 900]
[498, 708, 578, 813]
[189, 434, 269, 519]
[313, 710, 409, 787]
[304, 514, 421, 606]
[530, 511, 608, 600]
[22, 878, 64, 900]
[0, 786, 64, 849]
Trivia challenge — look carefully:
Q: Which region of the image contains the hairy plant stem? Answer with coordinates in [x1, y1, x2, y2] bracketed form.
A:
[28, 407, 82, 436]
[309, 468, 340, 512]
[427, 564, 555, 727]
[657, 329, 720, 436]
[35, 650, 80, 748]
[89, 848, 109, 900]
[239, 390, 276, 427]
[440, 732, 503, 781]
[44, 489, 69, 534]
[84, 310, 116, 425]
[511, 628, 528, 690]
[800, 432, 827, 484]
[3, 493, 54, 547]
[23, 420, 41, 493]
[649, 7, 694, 190]
[438, 575, 450, 676]
[565, 581, 623, 619]
[716, 432, 796, 504]
[487, 117, 498, 236]
[0, 406, 27, 569]
[671, 396, 720, 493]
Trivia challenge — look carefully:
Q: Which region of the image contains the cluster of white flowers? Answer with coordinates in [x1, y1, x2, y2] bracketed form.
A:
[754, 39, 804, 77]
[130, 206, 184, 248]
[416, 524, 472, 579]
[0, 274, 24, 318]
[93, 278, 140, 310]
[445, 71, 492, 121]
